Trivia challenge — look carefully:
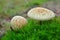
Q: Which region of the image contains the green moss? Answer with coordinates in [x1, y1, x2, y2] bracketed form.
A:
[1, 17, 60, 40]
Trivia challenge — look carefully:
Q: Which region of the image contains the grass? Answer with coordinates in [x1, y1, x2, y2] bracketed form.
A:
[1, 17, 60, 40]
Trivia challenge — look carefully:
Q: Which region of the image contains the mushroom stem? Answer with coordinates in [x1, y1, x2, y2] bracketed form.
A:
[37, 20, 43, 25]
[10, 26, 14, 31]
[39, 21, 43, 25]
[39, 20, 53, 25]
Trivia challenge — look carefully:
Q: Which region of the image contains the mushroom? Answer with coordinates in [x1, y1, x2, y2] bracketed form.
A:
[27, 7, 55, 21]
[10, 16, 27, 30]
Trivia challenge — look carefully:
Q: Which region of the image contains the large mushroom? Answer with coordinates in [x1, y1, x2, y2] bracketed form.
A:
[27, 7, 55, 21]
[10, 16, 27, 30]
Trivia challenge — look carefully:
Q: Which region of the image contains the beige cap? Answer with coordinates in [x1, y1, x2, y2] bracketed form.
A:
[27, 7, 55, 20]
[10, 16, 27, 30]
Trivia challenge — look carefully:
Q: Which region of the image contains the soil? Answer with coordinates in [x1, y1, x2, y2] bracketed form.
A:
[41, 1, 60, 16]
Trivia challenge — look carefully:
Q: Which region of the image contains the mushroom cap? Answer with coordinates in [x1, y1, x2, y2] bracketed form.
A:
[27, 7, 55, 20]
[10, 16, 27, 30]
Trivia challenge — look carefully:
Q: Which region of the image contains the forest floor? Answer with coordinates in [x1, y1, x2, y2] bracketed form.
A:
[0, 0, 60, 40]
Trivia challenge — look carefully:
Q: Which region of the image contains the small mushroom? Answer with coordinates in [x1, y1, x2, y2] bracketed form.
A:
[10, 16, 27, 30]
[27, 7, 55, 21]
